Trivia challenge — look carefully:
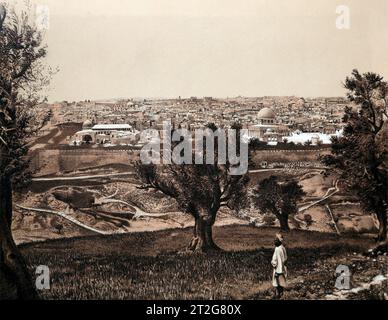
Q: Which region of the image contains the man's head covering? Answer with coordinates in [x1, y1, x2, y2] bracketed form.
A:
[275, 233, 284, 242]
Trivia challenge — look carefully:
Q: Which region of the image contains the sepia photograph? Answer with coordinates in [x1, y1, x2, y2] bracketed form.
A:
[0, 0, 388, 313]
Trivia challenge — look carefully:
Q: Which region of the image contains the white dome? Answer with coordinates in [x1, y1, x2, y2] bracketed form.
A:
[258, 107, 276, 119]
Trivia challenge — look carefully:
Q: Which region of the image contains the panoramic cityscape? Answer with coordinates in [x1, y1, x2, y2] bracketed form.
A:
[0, 0, 388, 310]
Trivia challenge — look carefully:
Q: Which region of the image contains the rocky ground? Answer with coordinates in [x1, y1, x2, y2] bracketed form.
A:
[253, 250, 388, 300]
[12, 180, 244, 244]
[18, 124, 378, 246]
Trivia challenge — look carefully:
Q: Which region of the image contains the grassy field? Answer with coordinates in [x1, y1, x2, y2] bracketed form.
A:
[20, 225, 387, 300]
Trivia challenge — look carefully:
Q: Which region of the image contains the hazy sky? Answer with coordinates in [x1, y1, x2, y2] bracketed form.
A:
[18, 0, 388, 101]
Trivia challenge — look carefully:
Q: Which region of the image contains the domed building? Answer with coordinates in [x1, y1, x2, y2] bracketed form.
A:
[257, 107, 276, 125]
[82, 120, 93, 130]
[248, 107, 289, 144]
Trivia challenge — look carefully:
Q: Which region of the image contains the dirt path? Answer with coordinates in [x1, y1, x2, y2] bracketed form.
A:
[298, 179, 339, 213]
[32, 172, 135, 182]
[15, 205, 112, 235]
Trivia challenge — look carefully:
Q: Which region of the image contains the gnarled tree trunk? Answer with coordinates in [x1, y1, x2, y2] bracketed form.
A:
[372, 205, 388, 254]
[0, 176, 37, 300]
[277, 214, 290, 232]
[372, 198, 387, 242]
[188, 211, 220, 252]
[376, 210, 387, 242]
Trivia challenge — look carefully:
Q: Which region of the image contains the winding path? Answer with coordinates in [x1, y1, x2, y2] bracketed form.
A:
[32, 172, 135, 182]
[32, 167, 324, 182]
[298, 179, 340, 213]
[15, 204, 112, 235]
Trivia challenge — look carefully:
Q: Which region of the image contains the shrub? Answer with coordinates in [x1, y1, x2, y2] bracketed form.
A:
[262, 215, 276, 226]
[304, 214, 313, 226]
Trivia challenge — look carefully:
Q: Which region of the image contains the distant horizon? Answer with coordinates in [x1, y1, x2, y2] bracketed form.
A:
[15, 0, 387, 102]
[50, 94, 348, 104]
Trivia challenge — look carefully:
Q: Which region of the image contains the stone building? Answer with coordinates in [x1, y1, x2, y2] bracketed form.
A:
[248, 107, 289, 144]
[69, 122, 139, 146]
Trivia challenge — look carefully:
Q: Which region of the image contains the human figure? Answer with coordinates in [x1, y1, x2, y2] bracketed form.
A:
[271, 233, 287, 299]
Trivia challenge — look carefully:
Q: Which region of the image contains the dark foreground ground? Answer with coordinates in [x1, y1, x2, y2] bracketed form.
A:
[20, 225, 388, 300]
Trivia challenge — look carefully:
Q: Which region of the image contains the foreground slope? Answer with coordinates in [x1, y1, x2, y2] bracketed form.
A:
[20, 225, 388, 300]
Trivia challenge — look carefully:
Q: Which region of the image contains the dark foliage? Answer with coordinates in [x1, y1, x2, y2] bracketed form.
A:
[135, 123, 249, 251]
[252, 176, 305, 231]
[0, 4, 52, 299]
[321, 70, 388, 245]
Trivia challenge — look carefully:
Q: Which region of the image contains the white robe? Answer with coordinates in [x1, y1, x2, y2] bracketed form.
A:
[271, 244, 288, 287]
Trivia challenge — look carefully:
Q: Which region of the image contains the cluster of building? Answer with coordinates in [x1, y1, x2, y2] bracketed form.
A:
[69, 122, 141, 146]
[247, 107, 342, 145]
[46, 96, 347, 147]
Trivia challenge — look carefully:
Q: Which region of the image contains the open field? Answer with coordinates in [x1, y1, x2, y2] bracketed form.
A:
[20, 225, 388, 300]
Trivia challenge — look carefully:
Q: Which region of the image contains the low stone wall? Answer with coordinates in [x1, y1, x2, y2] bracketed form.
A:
[251, 148, 330, 166]
[30, 148, 139, 175]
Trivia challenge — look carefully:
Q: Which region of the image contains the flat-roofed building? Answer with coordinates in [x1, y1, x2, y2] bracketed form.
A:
[91, 124, 133, 134]
[69, 122, 138, 146]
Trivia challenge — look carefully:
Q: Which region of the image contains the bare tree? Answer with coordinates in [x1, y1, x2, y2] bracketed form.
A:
[0, 4, 52, 299]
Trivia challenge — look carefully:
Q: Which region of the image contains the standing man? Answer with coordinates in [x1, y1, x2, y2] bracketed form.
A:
[271, 233, 288, 299]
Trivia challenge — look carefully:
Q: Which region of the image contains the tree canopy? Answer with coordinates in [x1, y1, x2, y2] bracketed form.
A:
[322, 70, 388, 246]
[252, 176, 305, 231]
[0, 3, 52, 299]
[136, 123, 249, 251]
